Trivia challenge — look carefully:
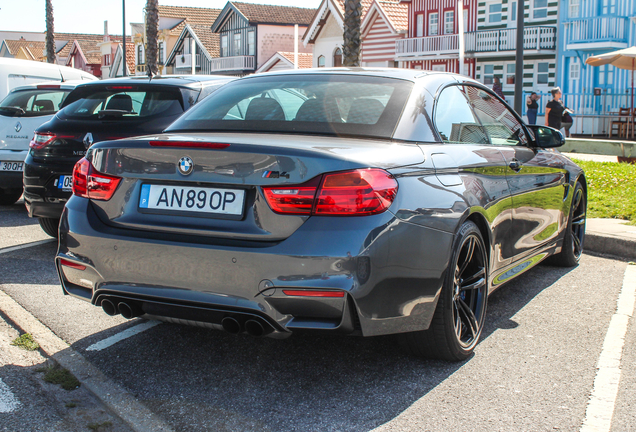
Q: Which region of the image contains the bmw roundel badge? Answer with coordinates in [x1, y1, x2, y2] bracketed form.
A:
[178, 156, 194, 175]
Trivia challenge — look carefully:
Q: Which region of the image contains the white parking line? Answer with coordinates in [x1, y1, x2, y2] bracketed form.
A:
[0, 378, 20, 413]
[581, 265, 636, 432]
[85, 321, 161, 352]
[0, 239, 55, 255]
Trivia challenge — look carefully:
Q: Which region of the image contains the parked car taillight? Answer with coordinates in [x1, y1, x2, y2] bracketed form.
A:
[262, 169, 398, 216]
[72, 157, 121, 201]
[29, 132, 57, 150]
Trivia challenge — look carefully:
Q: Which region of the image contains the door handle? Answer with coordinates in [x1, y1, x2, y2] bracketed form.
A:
[509, 158, 522, 171]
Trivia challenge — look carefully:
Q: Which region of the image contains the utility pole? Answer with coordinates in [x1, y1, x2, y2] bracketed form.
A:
[122, 0, 127, 77]
[514, 0, 524, 114]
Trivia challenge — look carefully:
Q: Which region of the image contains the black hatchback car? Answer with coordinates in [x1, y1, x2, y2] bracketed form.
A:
[23, 75, 234, 237]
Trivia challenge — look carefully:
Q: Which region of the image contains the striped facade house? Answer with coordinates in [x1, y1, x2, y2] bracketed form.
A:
[360, 1, 409, 67]
[557, 0, 636, 134]
[472, 0, 559, 111]
[210, 2, 314, 75]
[395, 0, 477, 76]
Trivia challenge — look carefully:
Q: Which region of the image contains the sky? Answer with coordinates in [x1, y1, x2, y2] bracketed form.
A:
[0, 0, 322, 35]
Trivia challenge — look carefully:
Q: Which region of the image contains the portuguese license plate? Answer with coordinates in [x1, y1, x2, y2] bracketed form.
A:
[139, 184, 245, 216]
[0, 161, 23, 172]
[56, 175, 73, 191]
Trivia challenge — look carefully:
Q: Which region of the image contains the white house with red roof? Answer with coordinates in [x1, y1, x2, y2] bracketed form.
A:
[256, 51, 313, 73]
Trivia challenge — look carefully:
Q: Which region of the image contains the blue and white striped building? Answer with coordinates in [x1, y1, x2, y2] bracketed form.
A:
[556, 0, 636, 133]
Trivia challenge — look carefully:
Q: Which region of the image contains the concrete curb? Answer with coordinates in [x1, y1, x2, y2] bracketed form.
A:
[585, 233, 636, 260]
[0, 290, 174, 432]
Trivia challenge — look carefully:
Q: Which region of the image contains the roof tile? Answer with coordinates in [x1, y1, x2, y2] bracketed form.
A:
[232, 2, 315, 25]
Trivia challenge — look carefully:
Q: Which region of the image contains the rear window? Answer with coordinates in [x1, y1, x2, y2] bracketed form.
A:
[0, 89, 71, 117]
[166, 75, 413, 140]
[59, 87, 185, 121]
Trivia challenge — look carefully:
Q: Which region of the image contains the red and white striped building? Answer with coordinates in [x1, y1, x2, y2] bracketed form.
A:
[360, 1, 408, 67]
[396, 0, 476, 77]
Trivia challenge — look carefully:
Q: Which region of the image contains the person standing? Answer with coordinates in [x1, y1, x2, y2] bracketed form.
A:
[492, 77, 505, 100]
[561, 110, 573, 137]
[545, 87, 565, 130]
[526, 92, 539, 125]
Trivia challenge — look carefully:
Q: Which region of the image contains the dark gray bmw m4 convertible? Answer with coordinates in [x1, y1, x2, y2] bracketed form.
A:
[56, 69, 586, 361]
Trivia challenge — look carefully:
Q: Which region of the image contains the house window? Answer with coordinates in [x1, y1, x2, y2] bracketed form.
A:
[444, 11, 454, 34]
[334, 47, 343, 67]
[463, 9, 468, 31]
[137, 45, 144, 64]
[601, 0, 616, 14]
[432, 64, 445, 72]
[233, 33, 241, 56]
[510, 2, 517, 21]
[104, 54, 110, 66]
[533, 0, 548, 19]
[569, 0, 579, 17]
[537, 62, 549, 84]
[506, 64, 515, 84]
[158, 42, 164, 64]
[221, 35, 228, 57]
[488, 3, 502, 23]
[429, 12, 438, 36]
[318, 55, 325, 67]
[416, 14, 424, 37]
[483, 64, 494, 85]
[248, 31, 255, 56]
[570, 62, 580, 80]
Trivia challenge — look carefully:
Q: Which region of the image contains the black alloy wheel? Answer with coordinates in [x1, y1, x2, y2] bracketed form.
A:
[399, 221, 488, 361]
[547, 181, 586, 267]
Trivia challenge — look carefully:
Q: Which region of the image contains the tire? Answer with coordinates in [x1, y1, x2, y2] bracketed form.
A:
[399, 221, 488, 362]
[39, 217, 60, 238]
[0, 188, 23, 206]
[546, 181, 586, 267]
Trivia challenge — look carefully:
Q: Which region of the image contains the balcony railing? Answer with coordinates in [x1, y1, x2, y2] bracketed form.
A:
[465, 27, 557, 53]
[395, 26, 556, 59]
[395, 34, 459, 58]
[175, 54, 201, 69]
[210, 55, 255, 72]
[564, 16, 628, 45]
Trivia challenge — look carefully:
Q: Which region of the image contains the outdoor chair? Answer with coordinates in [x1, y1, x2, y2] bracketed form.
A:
[609, 107, 631, 138]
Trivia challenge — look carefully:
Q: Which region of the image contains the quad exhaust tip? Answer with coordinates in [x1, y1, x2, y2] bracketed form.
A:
[221, 317, 242, 334]
[245, 319, 267, 337]
[118, 302, 143, 320]
[101, 299, 117, 316]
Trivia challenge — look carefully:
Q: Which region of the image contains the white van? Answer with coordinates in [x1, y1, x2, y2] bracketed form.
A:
[0, 57, 96, 101]
[0, 80, 86, 205]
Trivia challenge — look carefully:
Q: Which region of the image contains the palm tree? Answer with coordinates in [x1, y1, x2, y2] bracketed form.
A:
[45, 0, 55, 64]
[145, 0, 159, 76]
[342, 0, 362, 66]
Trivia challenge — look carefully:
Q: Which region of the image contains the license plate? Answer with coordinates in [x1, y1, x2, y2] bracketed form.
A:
[139, 184, 245, 216]
[56, 175, 73, 191]
[0, 161, 23, 172]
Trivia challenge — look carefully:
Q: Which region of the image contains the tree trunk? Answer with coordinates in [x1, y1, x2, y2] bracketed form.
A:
[45, 0, 55, 64]
[343, 0, 362, 67]
[145, 0, 159, 76]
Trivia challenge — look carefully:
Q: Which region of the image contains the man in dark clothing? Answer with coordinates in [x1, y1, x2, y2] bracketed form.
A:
[545, 87, 564, 130]
[492, 77, 505, 100]
[526, 92, 539, 125]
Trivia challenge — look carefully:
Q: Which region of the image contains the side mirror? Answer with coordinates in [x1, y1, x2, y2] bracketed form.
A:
[526, 125, 566, 148]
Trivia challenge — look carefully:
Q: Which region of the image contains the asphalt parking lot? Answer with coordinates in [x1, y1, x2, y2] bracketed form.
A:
[1, 198, 634, 432]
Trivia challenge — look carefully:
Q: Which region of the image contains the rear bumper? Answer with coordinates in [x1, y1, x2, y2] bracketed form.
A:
[0, 150, 28, 190]
[57, 197, 454, 337]
[23, 154, 74, 219]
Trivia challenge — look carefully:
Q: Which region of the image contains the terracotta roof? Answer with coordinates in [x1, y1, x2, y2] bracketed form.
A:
[124, 42, 136, 74]
[4, 39, 46, 60]
[278, 51, 313, 69]
[333, 0, 374, 18]
[190, 25, 220, 58]
[231, 2, 316, 25]
[55, 33, 130, 63]
[158, 5, 222, 36]
[378, 1, 408, 31]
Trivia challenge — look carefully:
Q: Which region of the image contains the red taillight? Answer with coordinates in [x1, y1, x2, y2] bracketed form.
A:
[149, 141, 231, 149]
[282, 290, 345, 298]
[262, 169, 397, 216]
[30, 132, 56, 149]
[36, 84, 61, 89]
[107, 86, 135, 90]
[72, 157, 121, 201]
[60, 259, 86, 271]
